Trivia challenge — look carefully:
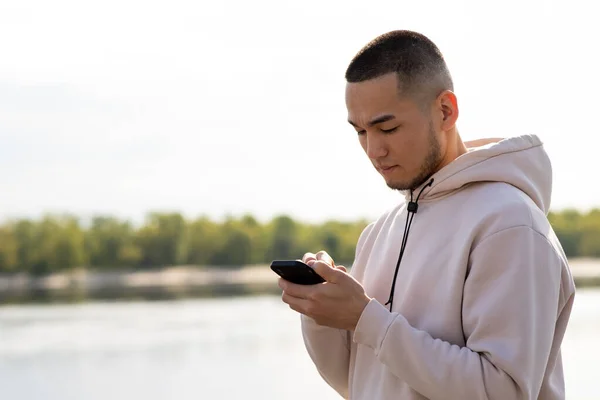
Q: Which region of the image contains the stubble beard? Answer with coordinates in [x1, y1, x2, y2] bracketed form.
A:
[387, 124, 442, 192]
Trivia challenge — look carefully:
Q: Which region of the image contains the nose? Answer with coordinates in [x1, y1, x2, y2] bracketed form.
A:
[365, 132, 388, 159]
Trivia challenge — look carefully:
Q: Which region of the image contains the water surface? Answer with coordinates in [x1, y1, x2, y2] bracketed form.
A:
[0, 290, 598, 399]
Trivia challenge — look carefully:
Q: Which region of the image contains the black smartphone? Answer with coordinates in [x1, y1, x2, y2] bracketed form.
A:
[270, 260, 325, 285]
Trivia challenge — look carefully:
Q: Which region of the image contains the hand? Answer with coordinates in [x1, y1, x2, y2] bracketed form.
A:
[302, 251, 347, 272]
[278, 251, 371, 331]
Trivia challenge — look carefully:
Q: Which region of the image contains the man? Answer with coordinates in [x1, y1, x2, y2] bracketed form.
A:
[278, 30, 576, 400]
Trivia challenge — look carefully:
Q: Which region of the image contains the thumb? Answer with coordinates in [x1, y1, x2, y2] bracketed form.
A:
[311, 260, 343, 283]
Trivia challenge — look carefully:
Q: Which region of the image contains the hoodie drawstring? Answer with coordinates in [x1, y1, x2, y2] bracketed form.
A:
[385, 178, 434, 311]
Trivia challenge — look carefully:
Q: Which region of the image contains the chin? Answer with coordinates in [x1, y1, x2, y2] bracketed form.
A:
[387, 183, 411, 191]
[384, 177, 411, 191]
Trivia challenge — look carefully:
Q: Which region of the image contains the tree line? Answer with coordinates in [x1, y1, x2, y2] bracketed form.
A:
[0, 209, 598, 275]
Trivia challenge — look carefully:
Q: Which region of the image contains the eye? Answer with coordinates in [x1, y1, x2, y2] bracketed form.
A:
[356, 130, 366, 136]
[381, 126, 398, 134]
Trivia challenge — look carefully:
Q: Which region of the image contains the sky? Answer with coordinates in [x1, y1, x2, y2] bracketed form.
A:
[1, 0, 598, 224]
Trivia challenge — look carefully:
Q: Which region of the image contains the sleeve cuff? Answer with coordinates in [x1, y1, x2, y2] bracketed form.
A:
[353, 298, 396, 353]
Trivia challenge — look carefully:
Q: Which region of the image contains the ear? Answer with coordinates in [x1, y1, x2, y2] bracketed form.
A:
[438, 90, 459, 130]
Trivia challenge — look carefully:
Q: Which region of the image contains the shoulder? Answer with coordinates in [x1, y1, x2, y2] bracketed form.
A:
[459, 181, 551, 240]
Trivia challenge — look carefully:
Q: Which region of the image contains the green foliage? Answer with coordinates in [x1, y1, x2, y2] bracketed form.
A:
[548, 209, 600, 258]
[136, 213, 188, 268]
[0, 226, 18, 272]
[10, 215, 86, 275]
[85, 217, 141, 268]
[186, 216, 222, 266]
[266, 215, 300, 261]
[0, 209, 598, 275]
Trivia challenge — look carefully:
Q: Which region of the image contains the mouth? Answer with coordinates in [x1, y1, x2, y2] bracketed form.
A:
[378, 165, 398, 176]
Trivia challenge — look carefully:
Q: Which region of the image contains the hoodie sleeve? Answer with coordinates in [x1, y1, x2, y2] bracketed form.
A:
[352, 225, 566, 400]
[300, 222, 375, 399]
[300, 316, 351, 398]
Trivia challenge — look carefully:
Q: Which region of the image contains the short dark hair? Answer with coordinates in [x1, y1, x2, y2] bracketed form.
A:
[345, 30, 453, 106]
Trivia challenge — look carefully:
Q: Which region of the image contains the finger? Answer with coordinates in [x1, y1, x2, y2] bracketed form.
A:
[302, 252, 317, 266]
[282, 292, 312, 315]
[315, 251, 334, 266]
[335, 265, 347, 272]
[279, 279, 314, 299]
[277, 277, 288, 290]
[311, 260, 343, 283]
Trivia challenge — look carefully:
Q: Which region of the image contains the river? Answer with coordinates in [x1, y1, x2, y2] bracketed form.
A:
[0, 289, 598, 400]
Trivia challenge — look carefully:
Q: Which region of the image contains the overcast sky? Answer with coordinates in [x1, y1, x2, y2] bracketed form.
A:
[1, 0, 598, 224]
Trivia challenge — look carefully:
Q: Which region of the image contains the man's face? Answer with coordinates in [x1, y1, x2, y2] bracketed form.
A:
[345, 72, 443, 191]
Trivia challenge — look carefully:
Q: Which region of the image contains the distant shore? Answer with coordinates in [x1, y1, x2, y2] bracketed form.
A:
[1, 258, 599, 304]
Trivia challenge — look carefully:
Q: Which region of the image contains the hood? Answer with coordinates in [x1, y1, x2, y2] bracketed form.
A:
[404, 134, 553, 213]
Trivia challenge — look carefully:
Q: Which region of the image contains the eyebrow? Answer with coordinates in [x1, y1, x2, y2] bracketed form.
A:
[348, 114, 396, 128]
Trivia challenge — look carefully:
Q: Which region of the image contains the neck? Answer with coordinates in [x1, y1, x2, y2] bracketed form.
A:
[436, 128, 467, 173]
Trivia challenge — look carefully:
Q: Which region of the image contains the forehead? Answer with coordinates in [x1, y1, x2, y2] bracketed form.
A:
[345, 73, 416, 122]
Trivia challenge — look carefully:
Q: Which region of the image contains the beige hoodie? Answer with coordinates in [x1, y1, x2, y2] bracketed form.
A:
[301, 134, 576, 400]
